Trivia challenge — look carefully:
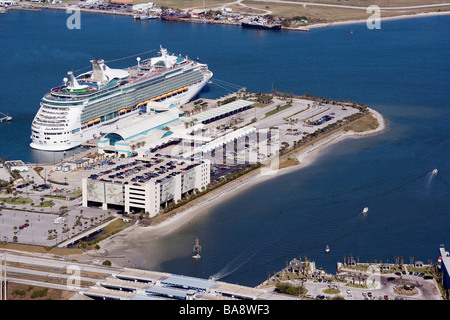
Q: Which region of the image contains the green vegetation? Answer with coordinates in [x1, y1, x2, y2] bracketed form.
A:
[102, 260, 112, 266]
[31, 288, 48, 299]
[323, 288, 340, 295]
[35, 200, 55, 208]
[275, 282, 307, 296]
[264, 104, 291, 118]
[12, 289, 27, 297]
[78, 218, 131, 248]
[0, 196, 33, 205]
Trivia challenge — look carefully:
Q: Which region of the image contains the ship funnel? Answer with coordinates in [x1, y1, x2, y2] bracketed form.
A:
[67, 71, 83, 90]
[91, 59, 107, 82]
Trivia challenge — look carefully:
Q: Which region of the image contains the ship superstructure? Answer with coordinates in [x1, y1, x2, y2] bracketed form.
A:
[30, 46, 213, 151]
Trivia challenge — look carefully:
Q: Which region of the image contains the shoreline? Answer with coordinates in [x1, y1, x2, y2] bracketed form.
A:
[80, 107, 387, 265]
[304, 10, 450, 30]
[13, 4, 450, 33]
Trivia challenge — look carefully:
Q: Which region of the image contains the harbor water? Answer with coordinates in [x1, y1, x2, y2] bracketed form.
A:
[0, 10, 449, 286]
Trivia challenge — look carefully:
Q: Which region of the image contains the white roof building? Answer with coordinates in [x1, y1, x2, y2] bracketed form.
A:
[0, 1, 18, 6]
[132, 2, 155, 12]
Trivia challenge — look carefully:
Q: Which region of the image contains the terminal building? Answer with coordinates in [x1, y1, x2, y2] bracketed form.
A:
[97, 103, 183, 157]
[82, 155, 210, 216]
[84, 98, 260, 215]
[96, 99, 256, 158]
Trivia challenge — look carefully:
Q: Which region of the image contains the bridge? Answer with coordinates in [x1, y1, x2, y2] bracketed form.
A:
[0, 251, 298, 300]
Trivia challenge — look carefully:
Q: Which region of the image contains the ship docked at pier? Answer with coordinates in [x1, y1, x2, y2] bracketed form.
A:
[241, 16, 281, 30]
[30, 46, 213, 151]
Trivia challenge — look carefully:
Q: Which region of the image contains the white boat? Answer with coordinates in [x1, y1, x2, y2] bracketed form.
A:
[432, 169, 438, 174]
[30, 46, 213, 151]
[363, 207, 369, 213]
[325, 245, 330, 254]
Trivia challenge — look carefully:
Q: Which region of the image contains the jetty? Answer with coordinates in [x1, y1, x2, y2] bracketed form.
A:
[0, 112, 12, 123]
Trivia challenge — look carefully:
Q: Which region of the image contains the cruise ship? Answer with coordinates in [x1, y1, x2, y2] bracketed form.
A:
[30, 47, 213, 151]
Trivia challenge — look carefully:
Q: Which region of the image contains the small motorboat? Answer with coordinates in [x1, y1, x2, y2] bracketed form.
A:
[325, 245, 330, 254]
[432, 169, 438, 174]
[363, 207, 369, 213]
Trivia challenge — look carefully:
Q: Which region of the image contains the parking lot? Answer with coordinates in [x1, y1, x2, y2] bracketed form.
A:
[299, 272, 442, 300]
[0, 192, 114, 247]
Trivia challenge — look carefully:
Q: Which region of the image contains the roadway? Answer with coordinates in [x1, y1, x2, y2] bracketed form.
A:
[0, 251, 299, 300]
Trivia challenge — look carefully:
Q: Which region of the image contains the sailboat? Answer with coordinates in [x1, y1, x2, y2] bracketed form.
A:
[192, 237, 202, 259]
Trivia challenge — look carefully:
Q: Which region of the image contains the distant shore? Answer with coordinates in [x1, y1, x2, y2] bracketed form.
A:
[11, 3, 450, 33]
[77, 107, 387, 267]
[304, 10, 450, 30]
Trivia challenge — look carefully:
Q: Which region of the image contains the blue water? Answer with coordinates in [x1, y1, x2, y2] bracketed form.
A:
[0, 10, 449, 286]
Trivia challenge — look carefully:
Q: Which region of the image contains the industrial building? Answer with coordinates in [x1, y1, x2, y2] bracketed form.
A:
[82, 155, 210, 216]
[132, 2, 155, 12]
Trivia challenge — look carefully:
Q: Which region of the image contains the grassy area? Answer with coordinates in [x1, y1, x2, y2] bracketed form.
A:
[265, 104, 291, 118]
[279, 157, 300, 169]
[82, 218, 131, 248]
[8, 283, 75, 300]
[343, 112, 379, 133]
[0, 242, 83, 256]
[135, 0, 228, 9]
[131, 0, 450, 21]
[35, 200, 55, 208]
[242, 1, 450, 21]
[0, 197, 33, 205]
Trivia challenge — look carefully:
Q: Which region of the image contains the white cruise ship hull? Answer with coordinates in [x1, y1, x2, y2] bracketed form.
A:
[30, 52, 212, 152]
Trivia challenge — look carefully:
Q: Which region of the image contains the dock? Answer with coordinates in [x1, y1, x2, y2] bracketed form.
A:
[0, 112, 12, 123]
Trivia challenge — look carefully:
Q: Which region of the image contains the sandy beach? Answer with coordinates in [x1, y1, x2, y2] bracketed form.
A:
[77, 107, 387, 265]
[305, 10, 450, 30]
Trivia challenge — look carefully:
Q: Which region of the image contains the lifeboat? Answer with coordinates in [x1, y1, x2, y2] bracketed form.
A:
[87, 118, 100, 125]
[119, 109, 126, 114]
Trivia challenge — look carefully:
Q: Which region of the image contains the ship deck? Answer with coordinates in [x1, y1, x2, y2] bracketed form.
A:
[45, 59, 194, 101]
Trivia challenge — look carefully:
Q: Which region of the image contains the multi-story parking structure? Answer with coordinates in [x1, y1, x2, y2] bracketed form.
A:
[82, 155, 210, 216]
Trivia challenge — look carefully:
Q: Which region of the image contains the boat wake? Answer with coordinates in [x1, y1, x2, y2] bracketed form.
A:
[425, 168, 438, 194]
[210, 245, 260, 281]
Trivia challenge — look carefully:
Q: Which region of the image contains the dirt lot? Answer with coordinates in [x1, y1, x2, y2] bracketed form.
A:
[5, 282, 75, 300]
